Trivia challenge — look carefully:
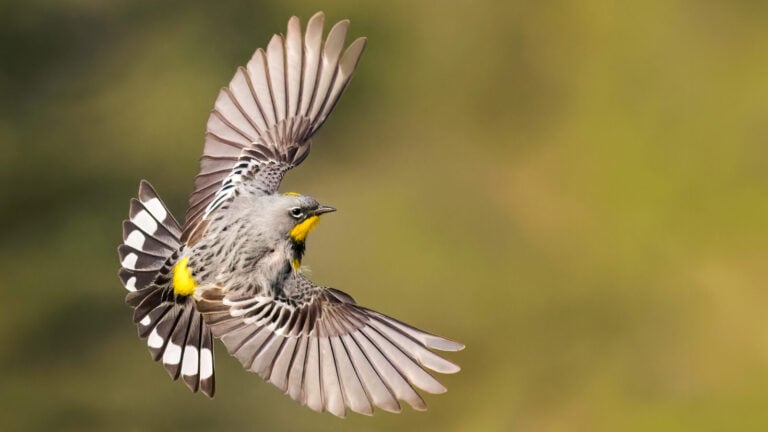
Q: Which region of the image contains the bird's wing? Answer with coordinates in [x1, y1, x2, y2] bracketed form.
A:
[195, 274, 463, 417]
[183, 12, 366, 242]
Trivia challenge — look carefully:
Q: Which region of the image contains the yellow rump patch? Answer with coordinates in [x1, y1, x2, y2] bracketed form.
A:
[289, 215, 320, 243]
[172, 257, 197, 296]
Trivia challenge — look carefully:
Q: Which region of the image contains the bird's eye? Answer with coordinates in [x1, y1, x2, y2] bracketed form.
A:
[289, 207, 304, 219]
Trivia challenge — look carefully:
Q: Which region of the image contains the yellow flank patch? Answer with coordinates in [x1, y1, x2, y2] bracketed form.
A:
[291, 258, 301, 270]
[284, 192, 301, 196]
[289, 215, 320, 242]
[172, 257, 197, 296]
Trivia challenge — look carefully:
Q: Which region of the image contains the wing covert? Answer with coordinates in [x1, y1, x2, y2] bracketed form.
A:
[183, 12, 367, 242]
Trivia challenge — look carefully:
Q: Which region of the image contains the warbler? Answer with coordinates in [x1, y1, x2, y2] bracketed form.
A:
[118, 12, 463, 417]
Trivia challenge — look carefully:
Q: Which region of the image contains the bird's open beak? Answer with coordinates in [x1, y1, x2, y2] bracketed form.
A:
[312, 205, 336, 216]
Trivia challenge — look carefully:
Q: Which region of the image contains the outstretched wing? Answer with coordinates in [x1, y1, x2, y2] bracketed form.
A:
[183, 12, 367, 242]
[196, 274, 463, 417]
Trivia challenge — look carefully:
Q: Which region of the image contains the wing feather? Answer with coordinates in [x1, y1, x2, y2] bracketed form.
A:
[304, 337, 324, 412]
[213, 88, 260, 140]
[333, 335, 373, 415]
[269, 335, 298, 392]
[314, 37, 367, 134]
[287, 335, 309, 402]
[228, 68, 268, 133]
[308, 20, 348, 125]
[353, 329, 427, 411]
[285, 17, 303, 117]
[342, 333, 401, 413]
[206, 108, 254, 144]
[247, 48, 278, 127]
[320, 336, 346, 416]
[299, 13, 324, 117]
[196, 275, 462, 416]
[266, 35, 287, 123]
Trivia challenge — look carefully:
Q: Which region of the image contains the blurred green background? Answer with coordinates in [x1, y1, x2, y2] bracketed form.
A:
[2, 0, 767, 430]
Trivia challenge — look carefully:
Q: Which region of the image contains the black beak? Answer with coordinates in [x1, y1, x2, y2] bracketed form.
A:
[313, 205, 336, 216]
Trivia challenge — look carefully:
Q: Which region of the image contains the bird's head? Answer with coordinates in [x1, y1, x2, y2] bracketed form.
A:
[277, 192, 336, 244]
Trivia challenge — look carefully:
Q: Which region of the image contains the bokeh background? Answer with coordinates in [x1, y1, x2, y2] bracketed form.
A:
[2, 0, 767, 430]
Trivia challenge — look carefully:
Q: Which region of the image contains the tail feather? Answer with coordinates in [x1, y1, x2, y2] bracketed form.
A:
[148, 303, 183, 362]
[122, 220, 177, 253]
[181, 314, 203, 393]
[128, 198, 181, 249]
[118, 244, 166, 272]
[135, 181, 182, 238]
[118, 268, 156, 293]
[118, 180, 216, 397]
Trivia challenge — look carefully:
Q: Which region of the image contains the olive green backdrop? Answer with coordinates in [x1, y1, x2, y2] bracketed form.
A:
[1, 1, 767, 431]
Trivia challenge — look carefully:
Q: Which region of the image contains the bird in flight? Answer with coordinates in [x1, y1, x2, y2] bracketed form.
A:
[118, 11, 463, 417]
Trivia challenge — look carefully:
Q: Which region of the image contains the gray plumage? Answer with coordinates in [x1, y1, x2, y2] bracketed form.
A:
[118, 11, 463, 417]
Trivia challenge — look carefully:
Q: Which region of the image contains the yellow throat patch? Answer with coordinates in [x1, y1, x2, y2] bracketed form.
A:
[289, 215, 320, 243]
[172, 257, 197, 296]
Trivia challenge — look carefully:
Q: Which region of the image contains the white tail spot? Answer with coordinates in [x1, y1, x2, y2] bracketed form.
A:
[121, 253, 138, 269]
[132, 210, 158, 234]
[139, 315, 151, 326]
[181, 346, 199, 376]
[125, 230, 146, 249]
[148, 328, 164, 349]
[144, 197, 168, 221]
[200, 348, 214, 379]
[163, 341, 182, 365]
[125, 276, 137, 292]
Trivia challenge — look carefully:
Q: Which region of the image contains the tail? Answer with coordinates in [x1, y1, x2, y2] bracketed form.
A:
[117, 180, 215, 397]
